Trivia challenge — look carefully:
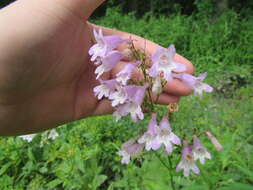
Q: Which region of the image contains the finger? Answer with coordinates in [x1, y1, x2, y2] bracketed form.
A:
[163, 79, 193, 96]
[174, 54, 194, 75]
[92, 99, 114, 116]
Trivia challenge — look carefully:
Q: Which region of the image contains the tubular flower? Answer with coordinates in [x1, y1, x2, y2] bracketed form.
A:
[149, 45, 186, 81]
[206, 131, 223, 151]
[94, 79, 118, 100]
[113, 84, 147, 122]
[116, 62, 140, 85]
[109, 86, 128, 107]
[19, 134, 36, 142]
[118, 136, 144, 164]
[113, 103, 129, 121]
[124, 84, 148, 106]
[176, 141, 200, 177]
[138, 113, 160, 151]
[192, 135, 211, 164]
[174, 72, 213, 96]
[89, 29, 125, 61]
[95, 51, 124, 79]
[154, 115, 181, 153]
[114, 102, 144, 122]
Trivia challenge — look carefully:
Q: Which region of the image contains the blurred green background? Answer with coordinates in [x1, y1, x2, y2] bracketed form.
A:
[0, 0, 252, 190]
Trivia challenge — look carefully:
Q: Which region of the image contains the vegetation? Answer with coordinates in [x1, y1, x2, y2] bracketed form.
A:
[0, 1, 252, 189]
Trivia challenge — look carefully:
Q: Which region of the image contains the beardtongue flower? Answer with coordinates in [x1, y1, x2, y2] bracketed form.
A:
[125, 84, 148, 105]
[192, 135, 211, 164]
[114, 102, 144, 122]
[95, 51, 124, 79]
[153, 115, 181, 153]
[48, 129, 59, 140]
[109, 86, 128, 107]
[116, 62, 141, 85]
[112, 84, 147, 120]
[174, 72, 213, 96]
[113, 103, 129, 121]
[149, 45, 186, 81]
[118, 136, 145, 164]
[176, 141, 200, 177]
[206, 131, 223, 151]
[89, 29, 126, 61]
[94, 79, 119, 100]
[127, 103, 144, 122]
[138, 113, 160, 150]
[19, 134, 36, 142]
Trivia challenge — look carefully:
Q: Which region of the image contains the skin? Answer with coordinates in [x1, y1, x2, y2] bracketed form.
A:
[0, 0, 194, 136]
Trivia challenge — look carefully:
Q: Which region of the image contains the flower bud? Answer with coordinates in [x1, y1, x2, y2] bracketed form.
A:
[206, 131, 223, 151]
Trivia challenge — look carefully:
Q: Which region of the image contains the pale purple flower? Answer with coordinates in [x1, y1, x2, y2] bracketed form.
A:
[116, 62, 140, 85]
[94, 79, 118, 100]
[127, 102, 144, 122]
[95, 51, 124, 79]
[138, 113, 160, 151]
[113, 102, 144, 122]
[124, 84, 148, 105]
[154, 115, 181, 153]
[110, 84, 147, 108]
[118, 136, 144, 164]
[19, 134, 36, 142]
[112, 84, 147, 121]
[176, 141, 200, 177]
[192, 135, 211, 164]
[206, 131, 223, 151]
[149, 45, 186, 81]
[174, 72, 213, 96]
[89, 29, 125, 61]
[109, 87, 128, 107]
[113, 104, 128, 121]
[152, 77, 162, 95]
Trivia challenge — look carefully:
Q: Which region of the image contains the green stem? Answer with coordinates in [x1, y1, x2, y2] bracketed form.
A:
[154, 151, 170, 170]
[154, 152, 176, 190]
[199, 165, 212, 189]
[167, 156, 176, 190]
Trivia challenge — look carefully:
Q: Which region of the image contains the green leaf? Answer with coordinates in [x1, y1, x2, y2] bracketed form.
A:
[92, 175, 107, 189]
[28, 148, 35, 161]
[0, 162, 12, 176]
[234, 164, 253, 181]
[181, 185, 209, 190]
[46, 179, 62, 188]
[218, 182, 253, 190]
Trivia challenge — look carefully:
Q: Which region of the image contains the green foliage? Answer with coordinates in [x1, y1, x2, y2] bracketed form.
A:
[1, 92, 252, 189]
[95, 0, 253, 18]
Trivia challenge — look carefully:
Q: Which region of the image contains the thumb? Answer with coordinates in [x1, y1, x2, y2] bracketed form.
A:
[55, 0, 106, 19]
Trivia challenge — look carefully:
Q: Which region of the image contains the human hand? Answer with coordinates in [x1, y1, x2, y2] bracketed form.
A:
[0, 0, 193, 135]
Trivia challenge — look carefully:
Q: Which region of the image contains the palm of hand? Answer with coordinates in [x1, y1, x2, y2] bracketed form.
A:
[0, 1, 106, 134]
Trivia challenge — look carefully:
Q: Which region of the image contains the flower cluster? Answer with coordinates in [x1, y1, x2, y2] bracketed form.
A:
[90, 29, 148, 122]
[89, 28, 222, 177]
